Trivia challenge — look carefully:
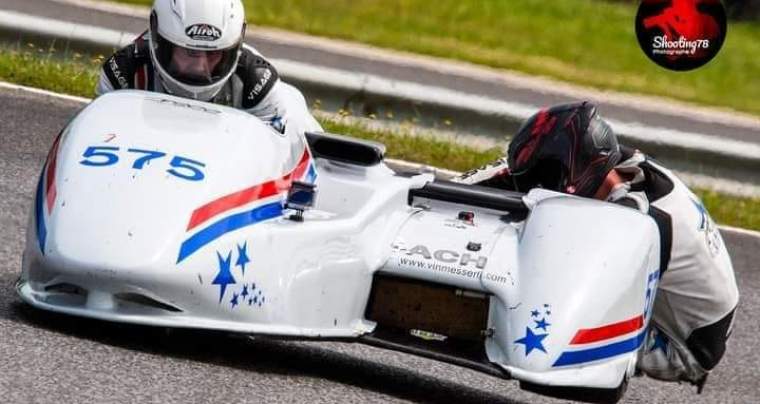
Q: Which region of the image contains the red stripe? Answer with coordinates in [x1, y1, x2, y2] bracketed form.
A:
[570, 315, 644, 345]
[186, 149, 311, 231]
[45, 134, 62, 214]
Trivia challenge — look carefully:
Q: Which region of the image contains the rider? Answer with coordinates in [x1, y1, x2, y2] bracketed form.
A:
[458, 101, 739, 389]
[95, 0, 321, 136]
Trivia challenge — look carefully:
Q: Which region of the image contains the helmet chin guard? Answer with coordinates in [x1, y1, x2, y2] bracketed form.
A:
[148, 0, 246, 101]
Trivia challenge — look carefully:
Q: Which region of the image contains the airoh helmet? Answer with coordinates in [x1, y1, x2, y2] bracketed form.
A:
[149, 0, 246, 101]
[506, 102, 621, 197]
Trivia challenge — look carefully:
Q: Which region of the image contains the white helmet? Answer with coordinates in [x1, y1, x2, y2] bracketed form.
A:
[149, 0, 246, 101]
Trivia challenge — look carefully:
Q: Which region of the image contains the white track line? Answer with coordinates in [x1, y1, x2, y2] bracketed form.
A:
[1, 80, 758, 239]
[0, 81, 91, 103]
[275, 59, 760, 161]
[3, 9, 760, 162]
[0, 9, 135, 50]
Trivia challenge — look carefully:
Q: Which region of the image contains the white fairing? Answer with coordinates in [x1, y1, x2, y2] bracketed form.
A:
[382, 191, 660, 388]
[19, 91, 660, 392]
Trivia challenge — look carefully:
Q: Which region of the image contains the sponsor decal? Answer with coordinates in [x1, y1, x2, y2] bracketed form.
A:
[402, 244, 487, 269]
[391, 243, 509, 284]
[248, 69, 273, 101]
[514, 304, 552, 356]
[108, 57, 128, 88]
[690, 195, 723, 257]
[635, 0, 727, 71]
[185, 24, 222, 41]
[410, 329, 448, 342]
[269, 115, 286, 135]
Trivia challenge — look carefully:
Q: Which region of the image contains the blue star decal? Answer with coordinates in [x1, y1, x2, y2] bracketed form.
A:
[236, 242, 251, 275]
[248, 298, 254, 306]
[241, 284, 249, 298]
[534, 318, 551, 331]
[515, 327, 548, 356]
[530, 309, 540, 317]
[212, 251, 236, 303]
[230, 292, 240, 308]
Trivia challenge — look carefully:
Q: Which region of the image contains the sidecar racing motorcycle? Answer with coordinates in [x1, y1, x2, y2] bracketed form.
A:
[17, 90, 663, 403]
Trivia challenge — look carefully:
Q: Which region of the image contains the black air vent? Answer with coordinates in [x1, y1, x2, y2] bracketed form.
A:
[115, 293, 183, 312]
[305, 131, 385, 166]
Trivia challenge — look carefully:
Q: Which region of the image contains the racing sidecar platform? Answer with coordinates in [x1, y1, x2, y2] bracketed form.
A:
[18, 90, 662, 402]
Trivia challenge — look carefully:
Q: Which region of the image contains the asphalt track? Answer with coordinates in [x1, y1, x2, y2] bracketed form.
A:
[1, 86, 759, 403]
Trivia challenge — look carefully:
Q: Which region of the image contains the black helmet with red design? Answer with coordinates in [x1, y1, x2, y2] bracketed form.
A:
[506, 101, 621, 197]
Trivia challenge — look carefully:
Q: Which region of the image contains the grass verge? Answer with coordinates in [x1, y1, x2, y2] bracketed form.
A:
[110, 0, 760, 116]
[0, 45, 758, 231]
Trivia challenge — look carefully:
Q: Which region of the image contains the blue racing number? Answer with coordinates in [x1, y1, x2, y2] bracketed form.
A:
[168, 156, 206, 181]
[80, 146, 119, 166]
[79, 146, 205, 182]
[127, 148, 167, 169]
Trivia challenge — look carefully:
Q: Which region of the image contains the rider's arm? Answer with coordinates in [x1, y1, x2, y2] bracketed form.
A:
[95, 69, 116, 96]
[453, 157, 515, 190]
[94, 42, 140, 96]
[238, 46, 323, 134]
[248, 80, 323, 133]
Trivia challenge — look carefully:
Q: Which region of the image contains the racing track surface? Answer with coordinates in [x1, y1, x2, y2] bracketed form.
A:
[1, 86, 759, 403]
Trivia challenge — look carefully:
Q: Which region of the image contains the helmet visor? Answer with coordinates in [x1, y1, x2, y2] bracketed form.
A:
[153, 32, 239, 86]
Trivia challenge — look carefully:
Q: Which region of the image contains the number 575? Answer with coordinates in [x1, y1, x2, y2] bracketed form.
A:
[80, 146, 206, 182]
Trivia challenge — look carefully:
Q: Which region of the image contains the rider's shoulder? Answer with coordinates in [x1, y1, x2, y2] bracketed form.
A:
[236, 45, 280, 108]
[101, 32, 151, 90]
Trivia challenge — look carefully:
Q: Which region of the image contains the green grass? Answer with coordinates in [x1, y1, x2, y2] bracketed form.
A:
[697, 189, 760, 231]
[0, 44, 101, 97]
[0, 45, 758, 231]
[110, 0, 760, 116]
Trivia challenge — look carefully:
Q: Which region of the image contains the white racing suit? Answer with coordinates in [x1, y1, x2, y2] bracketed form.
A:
[457, 147, 739, 389]
[95, 32, 323, 136]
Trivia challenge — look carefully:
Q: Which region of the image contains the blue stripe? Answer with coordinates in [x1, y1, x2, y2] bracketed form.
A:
[35, 167, 47, 254]
[177, 200, 283, 263]
[305, 164, 317, 183]
[553, 330, 646, 367]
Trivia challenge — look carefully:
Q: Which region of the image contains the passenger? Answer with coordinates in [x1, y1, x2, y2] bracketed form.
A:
[457, 101, 739, 389]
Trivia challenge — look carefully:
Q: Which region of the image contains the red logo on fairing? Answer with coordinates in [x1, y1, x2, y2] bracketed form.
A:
[636, 0, 726, 71]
